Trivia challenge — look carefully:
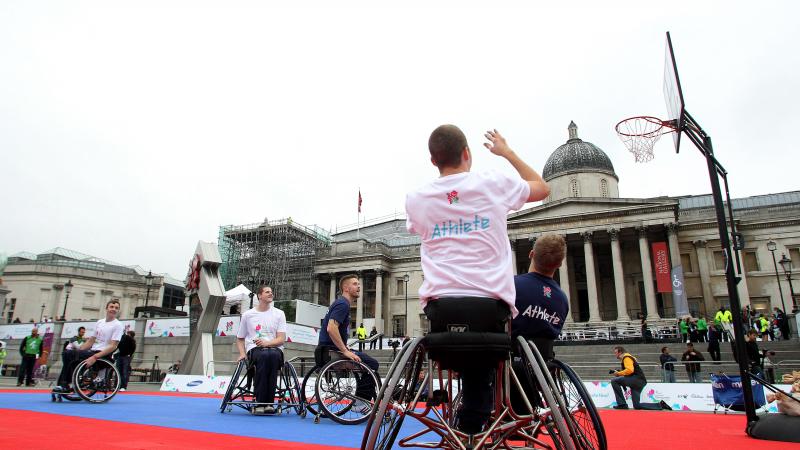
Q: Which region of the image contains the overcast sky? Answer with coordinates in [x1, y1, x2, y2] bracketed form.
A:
[1, 1, 798, 281]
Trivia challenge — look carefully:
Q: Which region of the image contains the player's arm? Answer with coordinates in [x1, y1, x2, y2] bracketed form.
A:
[614, 356, 635, 376]
[236, 338, 247, 361]
[257, 332, 285, 348]
[484, 129, 549, 202]
[77, 336, 95, 351]
[327, 319, 360, 363]
[84, 339, 119, 367]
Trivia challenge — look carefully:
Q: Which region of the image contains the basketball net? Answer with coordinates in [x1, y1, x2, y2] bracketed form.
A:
[615, 116, 675, 163]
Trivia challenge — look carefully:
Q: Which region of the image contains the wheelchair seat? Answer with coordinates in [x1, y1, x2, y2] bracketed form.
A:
[423, 331, 511, 370]
[219, 357, 303, 416]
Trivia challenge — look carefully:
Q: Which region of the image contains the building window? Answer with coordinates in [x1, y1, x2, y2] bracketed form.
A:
[6, 298, 15, 322]
[680, 253, 693, 273]
[570, 179, 580, 197]
[713, 250, 727, 271]
[392, 316, 406, 338]
[743, 251, 760, 273]
[600, 179, 609, 197]
[790, 248, 800, 267]
[396, 279, 405, 296]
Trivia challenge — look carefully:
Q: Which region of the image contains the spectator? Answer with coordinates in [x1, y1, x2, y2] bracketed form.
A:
[356, 323, 367, 352]
[609, 346, 671, 410]
[744, 330, 764, 377]
[17, 328, 43, 387]
[641, 318, 651, 343]
[368, 326, 378, 350]
[715, 306, 733, 342]
[774, 307, 791, 340]
[696, 316, 708, 342]
[12, 318, 21, 324]
[168, 359, 182, 374]
[659, 346, 677, 383]
[0, 342, 7, 376]
[681, 343, 705, 383]
[116, 331, 136, 392]
[63, 326, 87, 352]
[679, 318, 689, 343]
[758, 315, 771, 342]
[707, 326, 721, 363]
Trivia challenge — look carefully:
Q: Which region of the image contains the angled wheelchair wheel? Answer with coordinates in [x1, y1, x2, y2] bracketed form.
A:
[72, 358, 120, 403]
[301, 365, 321, 418]
[362, 338, 425, 450]
[316, 358, 380, 425]
[550, 360, 607, 450]
[220, 359, 248, 413]
[518, 337, 575, 450]
[279, 361, 303, 415]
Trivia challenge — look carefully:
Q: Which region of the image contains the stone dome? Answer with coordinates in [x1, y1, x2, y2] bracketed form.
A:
[542, 122, 618, 181]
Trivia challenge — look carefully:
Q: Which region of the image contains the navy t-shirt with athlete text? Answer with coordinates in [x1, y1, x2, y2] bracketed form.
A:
[318, 297, 351, 347]
[512, 272, 569, 340]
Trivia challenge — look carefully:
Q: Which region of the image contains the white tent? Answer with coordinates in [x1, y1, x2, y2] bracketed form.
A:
[224, 284, 252, 308]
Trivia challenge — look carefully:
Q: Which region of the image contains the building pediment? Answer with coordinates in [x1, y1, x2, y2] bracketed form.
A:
[508, 197, 678, 230]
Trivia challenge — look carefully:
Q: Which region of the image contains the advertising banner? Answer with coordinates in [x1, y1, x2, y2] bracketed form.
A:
[652, 242, 671, 293]
[216, 316, 240, 337]
[160, 374, 231, 394]
[285, 323, 319, 345]
[144, 318, 190, 338]
[671, 265, 689, 317]
[0, 324, 36, 339]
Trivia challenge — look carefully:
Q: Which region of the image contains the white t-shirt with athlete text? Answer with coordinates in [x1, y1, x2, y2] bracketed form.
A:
[91, 318, 124, 351]
[405, 170, 530, 317]
[237, 306, 288, 353]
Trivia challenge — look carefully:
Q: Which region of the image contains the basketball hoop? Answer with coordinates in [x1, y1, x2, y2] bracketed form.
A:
[615, 116, 679, 163]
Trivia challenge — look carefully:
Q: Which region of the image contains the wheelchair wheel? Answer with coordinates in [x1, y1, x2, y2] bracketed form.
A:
[220, 359, 247, 413]
[550, 360, 607, 450]
[517, 337, 575, 450]
[301, 365, 320, 417]
[316, 358, 380, 425]
[362, 338, 425, 450]
[279, 361, 303, 415]
[72, 358, 120, 403]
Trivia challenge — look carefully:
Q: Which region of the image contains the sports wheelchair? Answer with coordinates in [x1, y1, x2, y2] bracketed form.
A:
[362, 333, 606, 450]
[51, 356, 121, 403]
[219, 355, 304, 416]
[300, 347, 381, 425]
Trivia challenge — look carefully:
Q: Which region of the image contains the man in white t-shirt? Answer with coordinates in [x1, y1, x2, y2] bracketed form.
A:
[54, 299, 124, 392]
[405, 124, 549, 435]
[236, 285, 287, 414]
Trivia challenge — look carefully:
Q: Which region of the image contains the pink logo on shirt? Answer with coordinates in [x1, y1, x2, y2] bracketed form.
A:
[543, 286, 552, 298]
[446, 190, 459, 204]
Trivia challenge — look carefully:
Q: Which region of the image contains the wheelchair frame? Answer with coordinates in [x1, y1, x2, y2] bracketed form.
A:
[51, 357, 121, 404]
[219, 357, 304, 416]
[362, 336, 605, 450]
[300, 351, 381, 425]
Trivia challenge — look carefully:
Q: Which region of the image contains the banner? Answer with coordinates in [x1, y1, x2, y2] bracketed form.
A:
[161, 374, 231, 394]
[144, 318, 190, 338]
[671, 265, 690, 317]
[285, 323, 319, 345]
[216, 316, 240, 337]
[0, 324, 36, 339]
[652, 242, 671, 293]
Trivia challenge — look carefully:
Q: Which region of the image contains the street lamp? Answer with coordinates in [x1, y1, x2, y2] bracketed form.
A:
[779, 254, 798, 313]
[403, 274, 410, 337]
[62, 279, 74, 320]
[40, 303, 46, 322]
[767, 241, 788, 315]
[248, 266, 258, 309]
[144, 271, 154, 308]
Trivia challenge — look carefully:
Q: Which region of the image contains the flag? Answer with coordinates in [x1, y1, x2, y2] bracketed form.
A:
[358, 190, 362, 213]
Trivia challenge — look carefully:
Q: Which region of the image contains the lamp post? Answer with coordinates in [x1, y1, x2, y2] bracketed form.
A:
[248, 267, 258, 309]
[779, 254, 798, 313]
[144, 271, 154, 308]
[403, 274, 410, 337]
[767, 241, 788, 314]
[62, 279, 74, 320]
[40, 303, 46, 322]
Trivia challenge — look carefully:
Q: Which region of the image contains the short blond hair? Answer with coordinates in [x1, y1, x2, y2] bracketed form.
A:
[532, 234, 566, 273]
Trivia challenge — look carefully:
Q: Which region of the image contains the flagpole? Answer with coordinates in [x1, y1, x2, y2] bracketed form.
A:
[357, 188, 361, 240]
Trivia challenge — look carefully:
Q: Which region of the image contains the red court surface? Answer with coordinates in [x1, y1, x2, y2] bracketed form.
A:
[0, 391, 793, 449]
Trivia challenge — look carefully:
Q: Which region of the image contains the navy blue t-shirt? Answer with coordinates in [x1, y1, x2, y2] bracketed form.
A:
[512, 272, 569, 340]
[318, 297, 351, 347]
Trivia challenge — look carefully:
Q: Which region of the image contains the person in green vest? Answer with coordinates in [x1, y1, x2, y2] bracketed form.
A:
[0, 343, 7, 376]
[18, 328, 43, 387]
[759, 315, 770, 341]
[696, 316, 708, 342]
[678, 318, 689, 342]
[356, 323, 367, 352]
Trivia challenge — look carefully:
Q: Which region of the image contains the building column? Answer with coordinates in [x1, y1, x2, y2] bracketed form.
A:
[666, 223, 681, 269]
[583, 231, 601, 322]
[693, 240, 714, 311]
[609, 228, 629, 322]
[375, 269, 384, 333]
[510, 239, 519, 275]
[329, 273, 337, 303]
[638, 226, 661, 319]
[558, 237, 573, 323]
[356, 272, 364, 326]
[312, 274, 320, 304]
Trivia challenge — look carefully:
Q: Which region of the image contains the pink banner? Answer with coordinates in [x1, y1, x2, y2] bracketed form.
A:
[652, 242, 671, 293]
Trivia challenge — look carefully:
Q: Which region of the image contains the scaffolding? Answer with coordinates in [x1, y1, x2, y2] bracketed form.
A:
[218, 218, 331, 302]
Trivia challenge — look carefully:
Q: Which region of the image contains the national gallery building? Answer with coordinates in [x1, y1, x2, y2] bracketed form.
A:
[307, 122, 800, 338]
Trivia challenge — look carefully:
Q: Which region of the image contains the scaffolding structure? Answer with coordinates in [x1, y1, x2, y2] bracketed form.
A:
[218, 218, 331, 302]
